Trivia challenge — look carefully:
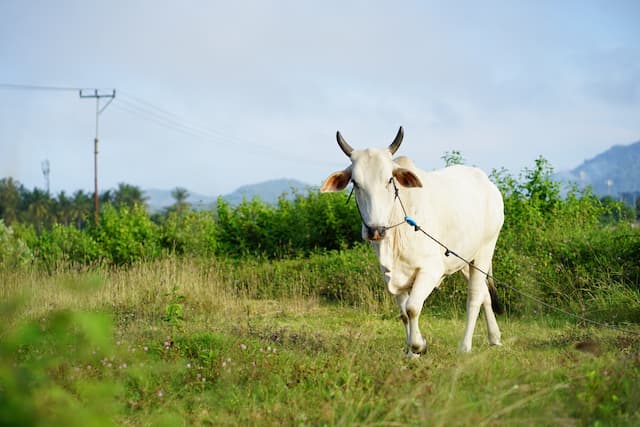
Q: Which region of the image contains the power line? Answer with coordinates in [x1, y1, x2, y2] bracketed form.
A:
[1, 81, 343, 170]
[117, 92, 267, 149]
[113, 93, 342, 168]
[0, 83, 81, 92]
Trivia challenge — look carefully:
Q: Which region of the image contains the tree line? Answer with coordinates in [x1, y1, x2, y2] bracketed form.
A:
[0, 155, 638, 270]
[0, 178, 193, 230]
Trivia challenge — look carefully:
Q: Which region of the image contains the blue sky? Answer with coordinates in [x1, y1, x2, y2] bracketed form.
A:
[1, 1, 639, 196]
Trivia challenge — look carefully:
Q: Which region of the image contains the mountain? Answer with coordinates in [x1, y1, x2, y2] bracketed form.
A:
[555, 140, 640, 198]
[144, 178, 312, 212]
[145, 189, 218, 212]
[222, 178, 311, 205]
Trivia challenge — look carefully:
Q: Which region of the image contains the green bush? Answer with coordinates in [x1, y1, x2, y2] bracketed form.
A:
[91, 204, 161, 265]
[0, 304, 119, 426]
[160, 210, 218, 257]
[0, 220, 33, 269]
[487, 159, 640, 319]
[29, 223, 100, 269]
[215, 190, 360, 258]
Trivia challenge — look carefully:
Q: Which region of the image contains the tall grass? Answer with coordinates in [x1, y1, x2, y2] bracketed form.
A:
[2, 254, 639, 426]
[2, 155, 640, 425]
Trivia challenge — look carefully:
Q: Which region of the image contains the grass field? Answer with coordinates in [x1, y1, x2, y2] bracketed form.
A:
[2, 257, 639, 426]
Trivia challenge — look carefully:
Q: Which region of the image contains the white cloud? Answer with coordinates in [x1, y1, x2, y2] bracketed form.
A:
[1, 1, 639, 195]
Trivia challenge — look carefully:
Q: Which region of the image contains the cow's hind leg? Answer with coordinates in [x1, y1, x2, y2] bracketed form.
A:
[459, 255, 501, 353]
[484, 264, 502, 347]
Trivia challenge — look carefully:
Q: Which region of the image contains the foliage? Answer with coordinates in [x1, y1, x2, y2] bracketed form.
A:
[0, 219, 33, 269]
[91, 204, 161, 265]
[215, 190, 360, 258]
[2, 155, 639, 425]
[159, 210, 217, 256]
[441, 149, 466, 166]
[0, 303, 119, 426]
[20, 223, 101, 270]
[112, 182, 149, 210]
[162, 286, 186, 328]
[0, 154, 637, 316]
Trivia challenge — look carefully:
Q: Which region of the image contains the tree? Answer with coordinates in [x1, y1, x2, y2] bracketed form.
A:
[0, 177, 22, 225]
[441, 150, 465, 166]
[54, 191, 73, 226]
[99, 189, 114, 207]
[113, 183, 148, 210]
[22, 188, 52, 233]
[522, 156, 560, 214]
[169, 187, 191, 216]
[71, 190, 93, 229]
[600, 196, 635, 224]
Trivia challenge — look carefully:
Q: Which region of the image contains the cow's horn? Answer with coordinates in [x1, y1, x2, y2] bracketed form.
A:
[336, 131, 354, 157]
[388, 126, 404, 155]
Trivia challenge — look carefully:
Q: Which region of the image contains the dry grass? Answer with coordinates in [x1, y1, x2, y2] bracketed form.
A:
[1, 257, 639, 426]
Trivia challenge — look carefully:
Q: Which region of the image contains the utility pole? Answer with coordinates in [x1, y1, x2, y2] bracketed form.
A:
[80, 89, 116, 225]
[41, 159, 50, 195]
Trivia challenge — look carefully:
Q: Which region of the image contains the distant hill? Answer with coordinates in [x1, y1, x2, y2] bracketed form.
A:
[222, 178, 311, 205]
[555, 140, 640, 198]
[145, 189, 218, 212]
[145, 178, 311, 212]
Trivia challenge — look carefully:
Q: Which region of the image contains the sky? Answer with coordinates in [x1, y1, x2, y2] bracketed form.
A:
[1, 0, 639, 197]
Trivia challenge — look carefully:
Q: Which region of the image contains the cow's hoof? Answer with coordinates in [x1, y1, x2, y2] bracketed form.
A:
[410, 337, 427, 355]
[457, 343, 472, 353]
[489, 334, 502, 346]
[405, 351, 421, 360]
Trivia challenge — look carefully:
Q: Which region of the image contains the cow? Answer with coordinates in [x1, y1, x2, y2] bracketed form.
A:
[320, 127, 504, 356]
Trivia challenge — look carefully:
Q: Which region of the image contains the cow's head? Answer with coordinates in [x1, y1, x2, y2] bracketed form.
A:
[320, 126, 422, 240]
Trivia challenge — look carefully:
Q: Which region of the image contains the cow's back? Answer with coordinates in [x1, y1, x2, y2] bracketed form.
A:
[392, 164, 504, 273]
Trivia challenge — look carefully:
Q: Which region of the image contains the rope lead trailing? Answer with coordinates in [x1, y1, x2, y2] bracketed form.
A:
[373, 177, 640, 337]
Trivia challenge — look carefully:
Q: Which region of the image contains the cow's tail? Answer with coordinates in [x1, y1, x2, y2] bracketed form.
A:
[487, 265, 504, 315]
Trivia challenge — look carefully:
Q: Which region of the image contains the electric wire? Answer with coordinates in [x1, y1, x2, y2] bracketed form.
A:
[0, 83, 81, 92]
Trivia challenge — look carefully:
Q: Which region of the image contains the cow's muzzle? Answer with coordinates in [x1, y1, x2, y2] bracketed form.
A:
[366, 225, 387, 241]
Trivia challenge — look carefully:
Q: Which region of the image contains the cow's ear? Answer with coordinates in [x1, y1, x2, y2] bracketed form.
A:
[320, 169, 352, 193]
[393, 168, 422, 188]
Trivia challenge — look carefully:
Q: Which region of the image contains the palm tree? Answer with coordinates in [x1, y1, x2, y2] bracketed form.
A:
[100, 189, 114, 206]
[113, 183, 148, 210]
[55, 190, 73, 226]
[71, 190, 93, 229]
[170, 187, 191, 215]
[23, 188, 52, 232]
[0, 177, 22, 225]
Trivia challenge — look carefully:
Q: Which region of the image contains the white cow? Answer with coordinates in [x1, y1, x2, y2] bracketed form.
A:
[320, 127, 504, 356]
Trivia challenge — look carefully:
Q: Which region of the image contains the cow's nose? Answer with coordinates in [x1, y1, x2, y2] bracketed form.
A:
[366, 226, 386, 240]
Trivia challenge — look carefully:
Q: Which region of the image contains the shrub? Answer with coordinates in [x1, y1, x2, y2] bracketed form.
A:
[215, 191, 360, 258]
[91, 204, 161, 265]
[0, 219, 33, 269]
[30, 223, 101, 269]
[160, 210, 218, 257]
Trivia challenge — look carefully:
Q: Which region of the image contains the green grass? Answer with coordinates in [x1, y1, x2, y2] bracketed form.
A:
[1, 257, 639, 426]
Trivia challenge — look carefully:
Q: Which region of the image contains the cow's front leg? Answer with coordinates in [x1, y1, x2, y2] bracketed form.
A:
[395, 293, 414, 357]
[406, 270, 440, 356]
